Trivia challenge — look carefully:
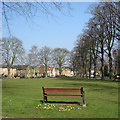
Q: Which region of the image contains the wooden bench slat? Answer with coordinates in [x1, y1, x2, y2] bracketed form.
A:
[45, 88, 81, 90]
[44, 91, 81, 94]
[45, 94, 82, 97]
[44, 89, 81, 94]
[44, 89, 81, 91]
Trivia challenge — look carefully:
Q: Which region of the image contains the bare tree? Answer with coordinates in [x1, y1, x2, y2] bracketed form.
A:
[86, 17, 100, 78]
[38, 46, 52, 77]
[100, 3, 118, 79]
[70, 47, 81, 77]
[89, 3, 110, 79]
[71, 2, 119, 79]
[71, 32, 93, 78]
[117, 2, 120, 74]
[83, 30, 94, 78]
[92, 2, 119, 79]
[2, 37, 24, 78]
[28, 45, 39, 67]
[52, 48, 69, 76]
[27, 45, 39, 77]
[76, 33, 91, 78]
[2, 2, 71, 35]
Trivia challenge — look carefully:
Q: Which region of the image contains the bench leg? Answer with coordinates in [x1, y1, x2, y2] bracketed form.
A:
[43, 95, 45, 103]
[45, 96, 47, 102]
[82, 92, 85, 105]
[43, 95, 47, 103]
[82, 96, 85, 105]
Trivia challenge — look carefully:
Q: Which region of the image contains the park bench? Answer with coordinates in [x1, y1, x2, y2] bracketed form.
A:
[42, 87, 85, 105]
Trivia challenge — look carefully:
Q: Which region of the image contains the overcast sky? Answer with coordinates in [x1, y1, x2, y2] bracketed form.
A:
[2, 2, 97, 52]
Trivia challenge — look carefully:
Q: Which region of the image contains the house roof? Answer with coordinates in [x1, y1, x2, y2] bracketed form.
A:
[0, 65, 29, 70]
[39, 67, 45, 74]
[50, 67, 54, 73]
[39, 66, 54, 74]
[0, 64, 55, 73]
[13, 65, 29, 70]
[0, 65, 7, 68]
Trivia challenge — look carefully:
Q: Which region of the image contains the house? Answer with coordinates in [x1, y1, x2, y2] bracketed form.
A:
[39, 66, 56, 77]
[62, 67, 74, 76]
[0, 65, 16, 77]
[47, 67, 55, 77]
[0, 64, 74, 78]
[55, 68, 59, 76]
[0, 65, 29, 78]
[54, 67, 74, 77]
[14, 65, 28, 77]
[0, 65, 8, 77]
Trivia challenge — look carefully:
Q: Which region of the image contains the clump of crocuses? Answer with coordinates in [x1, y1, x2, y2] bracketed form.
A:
[34, 103, 82, 112]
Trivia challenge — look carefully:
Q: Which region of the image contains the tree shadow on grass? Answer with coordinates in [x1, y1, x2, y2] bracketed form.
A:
[40, 100, 81, 106]
[58, 82, 117, 90]
[59, 76, 116, 83]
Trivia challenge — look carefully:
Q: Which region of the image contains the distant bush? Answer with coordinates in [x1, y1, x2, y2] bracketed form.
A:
[41, 75, 45, 78]
[20, 74, 25, 78]
[36, 76, 41, 78]
[14, 73, 18, 78]
[4, 75, 8, 78]
[30, 76, 34, 78]
[60, 75, 66, 78]
[55, 75, 60, 77]
[0, 75, 2, 79]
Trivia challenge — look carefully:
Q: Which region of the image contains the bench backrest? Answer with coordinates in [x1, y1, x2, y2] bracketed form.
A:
[43, 87, 83, 95]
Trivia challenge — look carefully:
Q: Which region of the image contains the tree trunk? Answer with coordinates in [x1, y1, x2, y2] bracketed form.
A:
[7, 67, 11, 78]
[101, 41, 104, 80]
[94, 58, 96, 78]
[118, 40, 120, 74]
[82, 61, 85, 78]
[89, 48, 92, 78]
[45, 64, 47, 77]
[59, 65, 62, 76]
[108, 51, 113, 79]
[85, 59, 87, 78]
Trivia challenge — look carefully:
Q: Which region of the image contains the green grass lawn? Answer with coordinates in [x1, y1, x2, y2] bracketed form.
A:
[2, 77, 119, 118]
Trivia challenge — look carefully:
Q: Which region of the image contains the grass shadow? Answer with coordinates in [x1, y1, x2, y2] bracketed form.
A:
[58, 82, 117, 90]
[40, 100, 81, 105]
